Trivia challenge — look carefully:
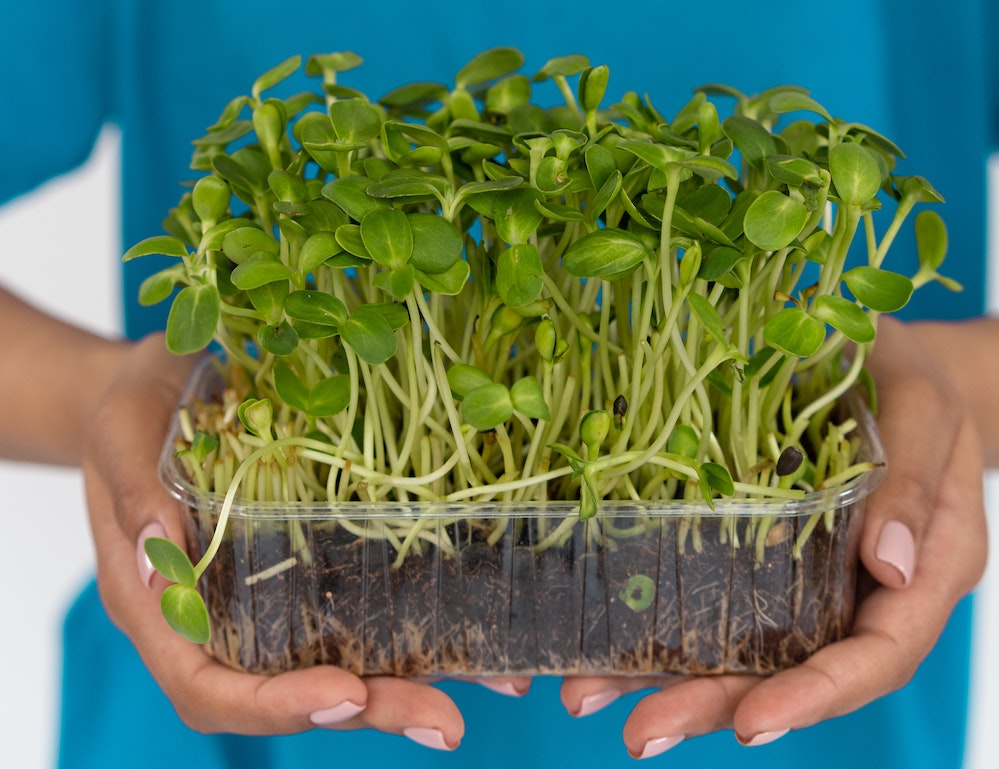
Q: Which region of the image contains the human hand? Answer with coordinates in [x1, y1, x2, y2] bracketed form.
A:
[81, 334, 528, 748]
[560, 317, 987, 757]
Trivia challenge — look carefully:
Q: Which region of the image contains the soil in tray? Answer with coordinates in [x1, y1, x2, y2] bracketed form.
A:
[193, 511, 858, 676]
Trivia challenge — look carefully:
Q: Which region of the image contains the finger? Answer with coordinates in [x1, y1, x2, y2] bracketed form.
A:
[469, 676, 532, 697]
[560, 675, 680, 718]
[332, 677, 465, 750]
[729, 418, 986, 740]
[862, 318, 963, 587]
[619, 675, 761, 757]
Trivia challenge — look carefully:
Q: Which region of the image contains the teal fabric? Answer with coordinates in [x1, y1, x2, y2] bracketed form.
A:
[1, 1, 994, 766]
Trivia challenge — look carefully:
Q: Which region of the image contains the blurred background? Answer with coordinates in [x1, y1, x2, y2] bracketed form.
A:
[0, 129, 996, 769]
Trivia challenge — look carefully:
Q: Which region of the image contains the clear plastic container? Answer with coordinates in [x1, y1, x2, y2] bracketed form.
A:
[160, 363, 885, 677]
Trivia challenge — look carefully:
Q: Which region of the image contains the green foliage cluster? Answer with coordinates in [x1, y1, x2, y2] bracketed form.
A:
[127, 48, 953, 643]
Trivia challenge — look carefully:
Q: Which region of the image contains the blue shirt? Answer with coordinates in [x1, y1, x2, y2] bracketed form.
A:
[2, 1, 993, 767]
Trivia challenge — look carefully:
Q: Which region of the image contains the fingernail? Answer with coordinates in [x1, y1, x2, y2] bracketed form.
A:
[136, 522, 167, 587]
[403, 727, 456, 751]
[630, 734, 685, 759]
[308, 700, 365, 727]
[739, 728, 790, 747]
[876, 520, 915, 586]
[478, 679, 526, 697]
[572, 689, 620, 717]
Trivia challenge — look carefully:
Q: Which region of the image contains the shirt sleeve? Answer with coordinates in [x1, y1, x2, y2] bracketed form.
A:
[0, 0, 111, 205]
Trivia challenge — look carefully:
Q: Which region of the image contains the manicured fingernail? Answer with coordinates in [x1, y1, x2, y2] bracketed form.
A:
[136, 522, 167, 587]
[739, 728, 789, 747]
[631, 734, 685, 759]
[403, 727, 456, 751]
[308, 700, 365, 727]
[478, 679, 526, 697]
[876, 520, 915, 586]
[572, 689, 620, 717]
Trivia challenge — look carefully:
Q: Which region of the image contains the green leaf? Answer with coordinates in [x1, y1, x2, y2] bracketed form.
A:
[767, 90, 833, 122]
[497, 244, 543, 307]
[698, 246, 744, 281]
[138, 267, 183, 306]
[373, 264, 415, 300]
[298, 231, 344, 273]
[667, 425, 699, 459]
[723, 115, 777, 171]
[456, 47, 524, 88]
[915, 210, 948, 272]
[252, 55, 301, 100]
[284, 290, 347, 326]
[334, 223, 371, 259]
[562, 229, 651, 280]
[222, 227, 279, 265]
[416, 259, 470, 295]
[161, 584, 211, 645]
[829, 142, 882, 206]
[321, 176, 388, 221]
[305, 51, 363, 77]
[357, 302, 409, 330]
[257, 321, 299, 356]
[166, 284, 220, 354]
[813, 295, 875, 343]
[492, 188, 544, 245]
[123, 235, 189, 262]
[238, 398, 273, 439]
[144, 537, 196, 587]
[687, 293, 730, 346]
[328, 98, 383, 145]
[408, 213, 463, 274]
[843, 266, 914, 312]
[340, 310, 397, 364]
[230, 252, 292, 289]
[366, 169, 447, 200]
[361, 208, 414, 268]
[701, 462, 735, 496]
[510, 376, 551, 421]
[578, 65, 609, 113]
[589, 169, 623, 221]
[447, 364, 493, 398]
[584, 143, 618, 192]
[462, 382, 514, 430]
[247, 280, 289, 324]
[744, 190, 808, 251]
[273, 361, 309, 411]
[533, 54, 590, 81]
[307, 375, 352, 417]
[763, 307, 826, 357]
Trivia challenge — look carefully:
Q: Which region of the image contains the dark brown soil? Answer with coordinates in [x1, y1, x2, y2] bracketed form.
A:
[184, 505, 862, 677]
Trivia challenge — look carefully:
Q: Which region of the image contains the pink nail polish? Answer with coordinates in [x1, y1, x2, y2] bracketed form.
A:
[309, 700, 365, 727]
[136, 522, 167, 587]
[875, 520, 915, 585]
[739, 728, 790, 747]
[403, 727, 455, 751]
[573, 689, 620, 717]
[478, 679, 525, 697]
[631, 734, 685, 759]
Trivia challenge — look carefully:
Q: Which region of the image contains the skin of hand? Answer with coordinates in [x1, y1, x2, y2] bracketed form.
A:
[560, 317, 989, 758]
[80, 333, 530, 747]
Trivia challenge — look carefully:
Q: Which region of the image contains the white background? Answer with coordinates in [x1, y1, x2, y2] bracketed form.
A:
[0, 130, 996, 768]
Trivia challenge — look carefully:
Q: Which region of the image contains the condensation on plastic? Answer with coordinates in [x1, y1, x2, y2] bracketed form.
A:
[159, 359, 886, 677]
